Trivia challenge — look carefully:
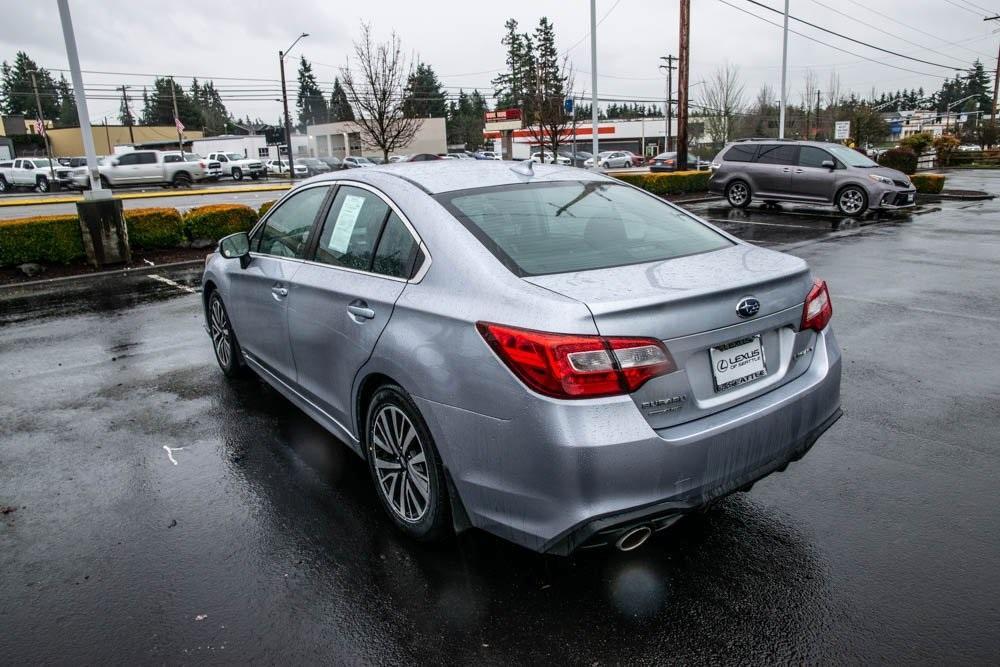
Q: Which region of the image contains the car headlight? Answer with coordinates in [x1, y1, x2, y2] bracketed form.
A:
[868, 174, 893, 186]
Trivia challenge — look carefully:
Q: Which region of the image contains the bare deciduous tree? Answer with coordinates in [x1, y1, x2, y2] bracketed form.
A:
[340, 23, 421, 161]
[698, 64, 745, 147]
[523, 60, 575, 159]
[801, 69, 818, 137]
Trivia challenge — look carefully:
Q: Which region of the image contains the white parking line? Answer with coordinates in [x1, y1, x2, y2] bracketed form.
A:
[836, 294, 1000, 324]
[705, 218, 816, 230]
[163, 445, 185, 465]
[147, 273, 197, 294]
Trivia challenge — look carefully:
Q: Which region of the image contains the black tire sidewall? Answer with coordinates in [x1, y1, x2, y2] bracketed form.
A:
[0, 178, 8, 192]
[727, 180, 751, 208]
[209, 293, 244, 377]
[365, 385, 450, 541]
[233, 168, 242, 180]
[837, 186, 867, 217]
[37, 177, 49, 192]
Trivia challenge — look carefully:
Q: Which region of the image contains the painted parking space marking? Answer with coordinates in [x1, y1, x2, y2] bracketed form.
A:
[148, 273, 197, 294]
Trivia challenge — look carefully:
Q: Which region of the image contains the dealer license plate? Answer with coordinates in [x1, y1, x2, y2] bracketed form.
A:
[710, 336, 767, 392]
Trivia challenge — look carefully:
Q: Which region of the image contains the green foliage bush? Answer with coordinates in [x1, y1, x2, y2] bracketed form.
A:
[258, 200, 277, 217]
[900, 132, 934, 156]
[124, 207, 184, 249]
[183, 204, 258, 242]
[878, 147, 918, 175]
[910, 173, 946, 194]
[612, 170, 711, 195]
[0, 213, 84, 266]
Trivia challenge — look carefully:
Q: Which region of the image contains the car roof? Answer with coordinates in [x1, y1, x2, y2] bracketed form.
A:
[302, 160, 610, 194]
[727, 138, 849, 149]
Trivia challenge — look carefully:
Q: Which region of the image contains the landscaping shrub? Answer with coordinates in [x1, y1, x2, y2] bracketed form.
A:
[612, 170, 711, 196]
[124, 207, 184, 249]
[910, 173, 946, 194]
[183, 204, 258, 243]
[0, 213, 84, 266]
[258, 200, 277, 216]
[900, 132, 934, 156]
[933, 135, 960, 167]
[878, 147, 918, 175]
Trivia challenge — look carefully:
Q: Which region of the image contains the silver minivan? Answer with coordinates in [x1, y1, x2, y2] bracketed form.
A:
[709, 139, 916, 216]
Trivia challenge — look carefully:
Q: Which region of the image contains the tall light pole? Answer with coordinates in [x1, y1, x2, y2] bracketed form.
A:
[590, 0, 599, 169]
[280, 32, 309, 179]
[778, 0, 790, 138]
[56, 0, 101, 193]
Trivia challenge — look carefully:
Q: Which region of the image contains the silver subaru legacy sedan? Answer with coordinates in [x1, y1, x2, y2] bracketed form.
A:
[202, 161, 842, 554]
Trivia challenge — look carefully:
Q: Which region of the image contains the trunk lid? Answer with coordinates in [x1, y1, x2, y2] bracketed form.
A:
[524, 244, 819, 428]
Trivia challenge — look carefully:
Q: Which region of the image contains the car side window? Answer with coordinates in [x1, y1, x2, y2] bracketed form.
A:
[723, 145, 756, 162]
[253, 186, 329, 258]
[313, 186, 390, 271]
[138, 152, 157, 164]
[755, 144, 799, 166]
[373, 212, 420, 278]
[798, 146, 832, 169]
[116, 153, 138, 166]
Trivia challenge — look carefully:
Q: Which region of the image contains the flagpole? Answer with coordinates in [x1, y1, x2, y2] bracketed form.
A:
[171, 79, 183, 156]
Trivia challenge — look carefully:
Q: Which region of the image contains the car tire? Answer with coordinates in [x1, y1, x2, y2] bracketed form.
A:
[100, 176, 112, 189]
[36, 176, 49, 192]
[208, 292, 247, 378]
[365, 384, 450, 543]
[172, 172, 192, 188]
[836, 185, 868, 217]
[250, 173, 260, 180]
[726, 180, 752, 208]
[232, 167, 243, 181]
[0, 177, 9, 192]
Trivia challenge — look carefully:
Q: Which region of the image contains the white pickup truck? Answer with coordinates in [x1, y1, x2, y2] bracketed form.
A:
[205, 152, 265, 180]
[89, 150, 214, 188]
[0, 157, 74, 192]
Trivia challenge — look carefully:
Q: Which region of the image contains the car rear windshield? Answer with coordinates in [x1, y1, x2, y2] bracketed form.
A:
[437, 181, 733, 276]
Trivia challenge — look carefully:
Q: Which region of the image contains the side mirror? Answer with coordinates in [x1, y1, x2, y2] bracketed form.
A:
[821, 160, 835, 170]
[219, 232, 251, 269]
[111, 159, 119, 166]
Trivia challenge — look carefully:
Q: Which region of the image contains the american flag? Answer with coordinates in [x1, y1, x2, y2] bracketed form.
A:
[34, 118, 46, 137]
[175, 116, 185, 134]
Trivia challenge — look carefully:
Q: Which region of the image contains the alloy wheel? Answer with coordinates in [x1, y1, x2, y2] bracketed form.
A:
[209, 297, 232, 369]
[839, 188, 865, 215]
[728, 182, 749, 206]
[371, 405, 430, 523]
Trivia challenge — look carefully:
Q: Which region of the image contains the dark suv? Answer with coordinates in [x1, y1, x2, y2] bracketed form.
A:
[708, 139, 916, 216]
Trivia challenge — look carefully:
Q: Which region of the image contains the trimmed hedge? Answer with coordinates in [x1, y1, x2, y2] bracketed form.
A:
[258, 200, 277, 216]
[0, 213, 84, 266]
[124, 207, 184, 249]
[183, 204, 258, 243]
[611, 170, 711, 196]
[910, 173, 946, 194]
[878, 147, 918, 175]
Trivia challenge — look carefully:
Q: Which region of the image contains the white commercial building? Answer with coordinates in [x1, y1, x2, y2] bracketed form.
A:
[484, 118, 703, 160]
[307, 118, 447, 159]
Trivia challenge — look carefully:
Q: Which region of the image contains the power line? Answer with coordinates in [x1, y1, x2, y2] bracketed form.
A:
[941, 0, 990, 16]
[742, 0, 972, 70]
[716, 0, 953, 79]
[563, 0, 622, 54]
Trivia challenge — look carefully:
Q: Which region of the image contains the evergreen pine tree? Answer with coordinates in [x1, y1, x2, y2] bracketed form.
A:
[329, 78, 355, 122]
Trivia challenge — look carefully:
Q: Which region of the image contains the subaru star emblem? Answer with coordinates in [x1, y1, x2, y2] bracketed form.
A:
[736, 297, 760, 318]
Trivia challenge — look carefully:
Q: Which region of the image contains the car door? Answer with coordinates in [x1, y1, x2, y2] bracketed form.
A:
[136, 152, 162, 183]
[112, 152, 142, 183]
[750, 144, 799, 197]
[228, 183, 331, 383]
[286, 184, 424, 433]
[12, 159, 30, 185]
[793, 146, 837, 202]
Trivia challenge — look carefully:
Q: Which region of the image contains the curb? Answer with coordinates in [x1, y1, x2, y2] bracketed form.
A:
[0, 184, 291, 208]
[0, 258, 204, 291]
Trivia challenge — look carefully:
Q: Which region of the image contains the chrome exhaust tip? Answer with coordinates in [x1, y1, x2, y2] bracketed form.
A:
[615, 525, 652, 552]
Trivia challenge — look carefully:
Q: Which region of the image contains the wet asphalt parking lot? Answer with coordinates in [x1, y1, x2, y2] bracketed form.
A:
[2, 171, 999, 663]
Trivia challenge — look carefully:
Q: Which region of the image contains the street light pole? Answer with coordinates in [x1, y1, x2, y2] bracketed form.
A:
[279, 32, 309, 180]
[590, 0, 599, 170]
[56, 0, 101, 192]
[778, 0, 790, 138]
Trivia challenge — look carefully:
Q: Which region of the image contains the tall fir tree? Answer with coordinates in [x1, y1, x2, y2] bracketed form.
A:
[0, 51, 59, 118]
[328, 77, 355, 121]
[402, 62, 447, 118]
[56, 74, 78, 127]
[139, 77, 200, 128]
[296, 56, 328, 130]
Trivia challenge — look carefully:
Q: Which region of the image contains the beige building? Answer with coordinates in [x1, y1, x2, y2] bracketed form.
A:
[45, 125, 204, 157]
[307, 118, 446, 159]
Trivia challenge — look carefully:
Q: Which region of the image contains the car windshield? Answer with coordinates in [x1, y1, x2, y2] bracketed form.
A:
[31, 159, 53, 167]
[437, 181, 732, 276]
[824, 144, 878, 167]
[225, 153, 244, 161]
[183, 155, 202, 162]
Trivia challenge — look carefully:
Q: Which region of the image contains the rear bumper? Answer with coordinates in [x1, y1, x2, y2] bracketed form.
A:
[415, 326, 842, 554]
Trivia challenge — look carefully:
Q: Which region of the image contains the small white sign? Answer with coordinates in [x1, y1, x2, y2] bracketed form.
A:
[710, 336, 767, 392]
[327, 194, 365, 254]
[834, 120, 851, 140]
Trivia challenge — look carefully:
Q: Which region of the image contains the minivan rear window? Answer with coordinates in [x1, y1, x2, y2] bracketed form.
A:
[437, 182, 733, 277]
[723, 145, 756, 162]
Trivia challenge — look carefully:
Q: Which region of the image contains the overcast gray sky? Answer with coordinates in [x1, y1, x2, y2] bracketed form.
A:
[1, 0, 997, 123]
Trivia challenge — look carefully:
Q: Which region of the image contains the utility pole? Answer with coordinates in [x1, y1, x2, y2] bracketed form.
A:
[987, 16, 1000, 134]
[676, 0, 690, 170]
[28, 71, 57, 186]
[279, 33, 308, 179]
[171, 80, 183, 156]
[120, 85, 134, 144]
[659, 55, 676, 153]
[816, 89, 822, 140]
[778, 0, 790, 138]
[590, 0, 599, 169]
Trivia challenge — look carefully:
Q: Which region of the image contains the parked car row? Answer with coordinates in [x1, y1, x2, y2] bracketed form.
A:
[0, 157, 73, 192]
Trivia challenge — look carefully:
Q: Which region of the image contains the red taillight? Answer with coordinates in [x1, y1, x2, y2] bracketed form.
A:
[801, 279, 833, 332]
[476, 322, 675, 399]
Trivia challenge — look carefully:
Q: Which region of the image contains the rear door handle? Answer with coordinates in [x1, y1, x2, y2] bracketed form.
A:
[782, 167, 791, 172]
[794, 168, 805, 173]
[347, 303, 375, 320]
